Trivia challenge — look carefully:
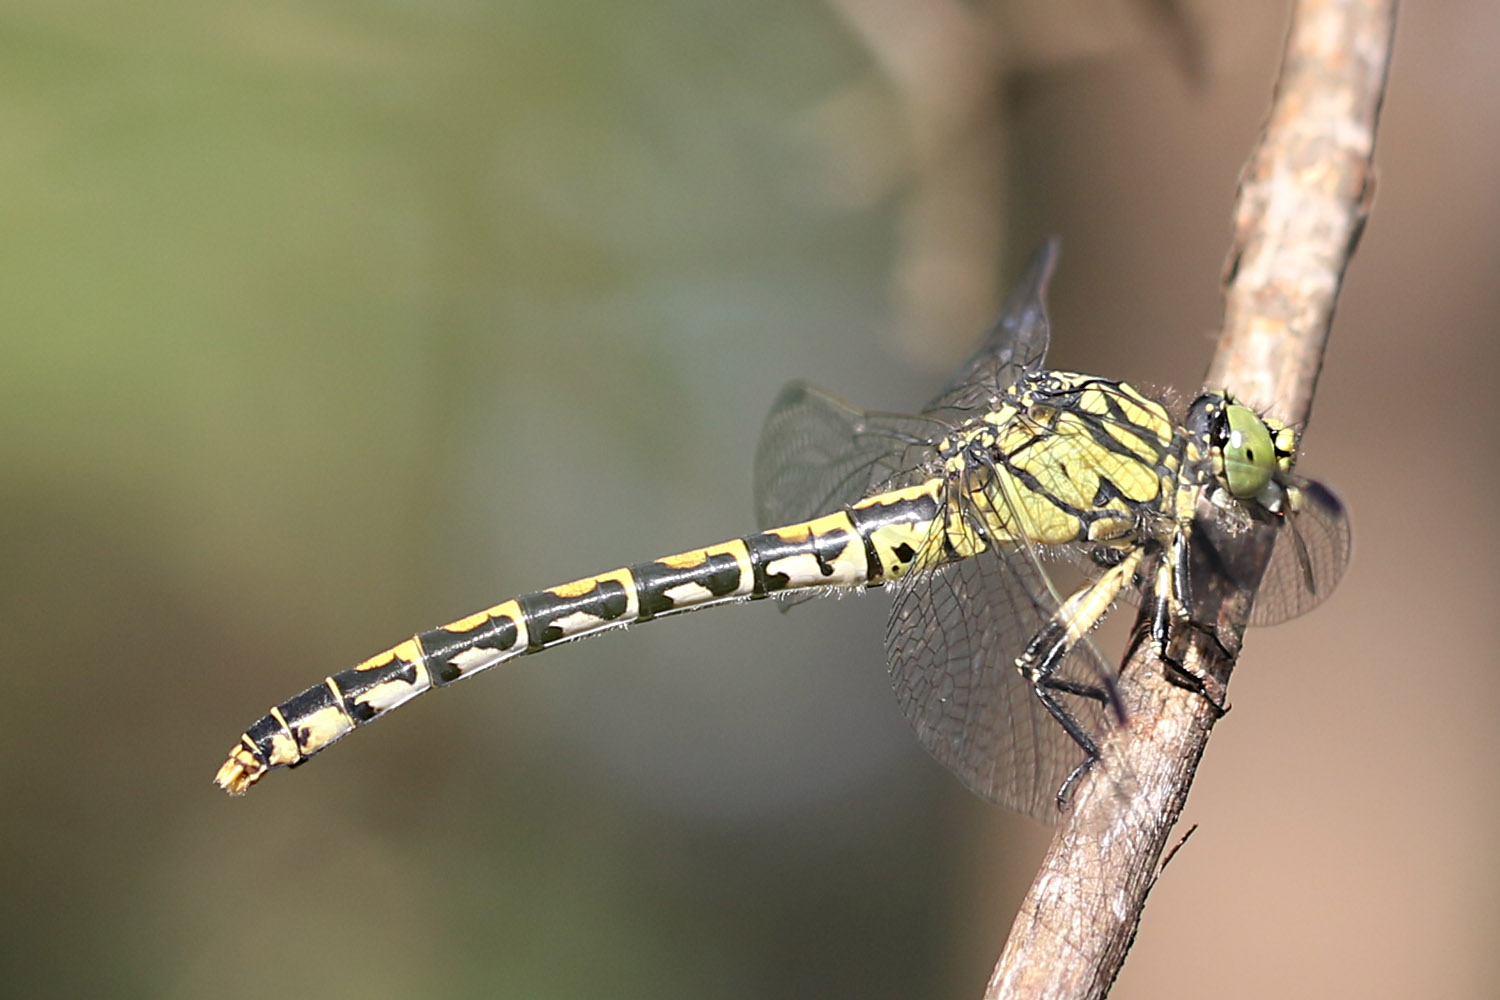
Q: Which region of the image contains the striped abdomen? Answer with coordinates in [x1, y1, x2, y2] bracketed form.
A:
[215, 480, 949, 793]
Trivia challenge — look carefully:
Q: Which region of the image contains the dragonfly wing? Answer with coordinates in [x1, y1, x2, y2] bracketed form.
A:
[1249, 479, 1352, 626]
[753, 379, 943, 530]
[885, 533, 1119, 823]
[755, 237, 1064, 528]
[922, 238, 1058, 415]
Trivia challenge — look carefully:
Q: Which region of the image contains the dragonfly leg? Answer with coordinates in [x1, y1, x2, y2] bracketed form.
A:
[1056, 756, 1098, 811]
[1018, 628, 1108, 810]
[1017, 549, 1145, 809]
[1036, 676, 1112, 704]
[1150, 533, 1229, 716]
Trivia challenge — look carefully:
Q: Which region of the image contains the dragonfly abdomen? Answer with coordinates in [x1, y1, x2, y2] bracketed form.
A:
[215, 478, 949, 794]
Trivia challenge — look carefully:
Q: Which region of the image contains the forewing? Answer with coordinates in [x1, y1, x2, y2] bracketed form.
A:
[922, 238, 1058, 415]
[1250, 479, 1352, 626]
[885, 524, 1119, 823]
[753, 379, 943, 530]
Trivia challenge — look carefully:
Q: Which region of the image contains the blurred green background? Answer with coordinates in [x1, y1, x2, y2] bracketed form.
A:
[2, 2, 1496, 998]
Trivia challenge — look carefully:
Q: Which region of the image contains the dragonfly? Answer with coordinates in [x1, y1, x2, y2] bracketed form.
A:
[215, 240, 1350, 821]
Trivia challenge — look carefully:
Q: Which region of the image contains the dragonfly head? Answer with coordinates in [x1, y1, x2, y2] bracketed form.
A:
[1184, 393, 1350, 627]
[1189, 393, 1297, 513]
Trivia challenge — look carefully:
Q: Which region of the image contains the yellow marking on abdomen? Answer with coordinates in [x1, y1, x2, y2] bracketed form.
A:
[766, 512, 867, 589]
[544, 567, 640, 639]
[354, 637, 424, 672]
[852, 481, 946, 580]
[261, 708, 303, 768]
[548, 567, 635, 603]
[657, 540, 751, 572]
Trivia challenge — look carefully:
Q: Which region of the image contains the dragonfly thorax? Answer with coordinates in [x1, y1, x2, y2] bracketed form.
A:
[926, 375, 1180, 551]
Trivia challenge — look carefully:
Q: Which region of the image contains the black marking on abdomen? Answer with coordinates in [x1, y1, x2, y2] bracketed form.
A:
[246, 714, 288, 762]
[419, 614, 520, 684]
[517, 577, 632, 648]
[845, 492, 941, 582]
[849, 490, 940, 531]
[852, 515, 887, 584]
[743, 531, 802, 594]
[633, 551, 746, 618]
[278, 683, 340, 724]
[330, 656, 422, 720]
[742, 525, 855, 594]
[276, 684, 343, 748]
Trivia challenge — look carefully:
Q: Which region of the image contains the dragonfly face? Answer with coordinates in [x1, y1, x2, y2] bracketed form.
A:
[218, 240, 1350, 822]
[1178, 392, 1348, 631]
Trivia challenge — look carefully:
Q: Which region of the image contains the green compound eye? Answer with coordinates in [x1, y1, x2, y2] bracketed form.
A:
[1215, 403, 1276, 499]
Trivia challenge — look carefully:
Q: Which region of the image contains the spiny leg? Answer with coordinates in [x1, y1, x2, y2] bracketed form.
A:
[1016, 549, 1143, 809]
[1150, 528, 1229, 716]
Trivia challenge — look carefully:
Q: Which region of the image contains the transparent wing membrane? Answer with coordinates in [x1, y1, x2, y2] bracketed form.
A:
[923, 238, 1056, 414]
[885, 518, 1118, 821]
[753, 379, 947, 530]
[1250, 479, 1352, 626]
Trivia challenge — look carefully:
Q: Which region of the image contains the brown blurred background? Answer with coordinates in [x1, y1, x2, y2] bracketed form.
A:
[1, 2, 1494, 997]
